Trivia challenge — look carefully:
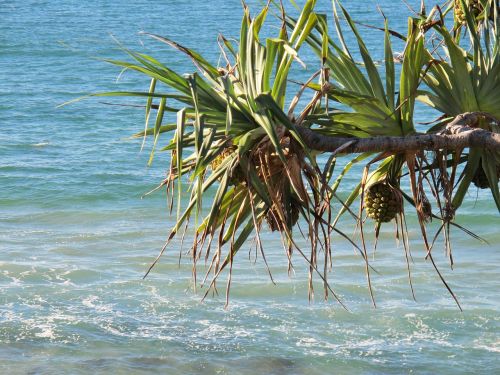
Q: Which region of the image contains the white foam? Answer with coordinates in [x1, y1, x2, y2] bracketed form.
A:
[32, 142, 50, 147]
[34, 325, 56, 339]
[82, 295, 115, 314]
[473, 339, 500, 353]
[82, 295, 99, 308]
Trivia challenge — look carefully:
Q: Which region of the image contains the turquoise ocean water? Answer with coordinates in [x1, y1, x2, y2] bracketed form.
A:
[1, 0, 499, 373]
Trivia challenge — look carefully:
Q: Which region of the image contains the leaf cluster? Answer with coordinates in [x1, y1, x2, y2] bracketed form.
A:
[72, 0, 500, 307]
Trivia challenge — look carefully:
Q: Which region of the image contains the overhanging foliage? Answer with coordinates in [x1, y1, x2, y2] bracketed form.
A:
[68, 0, 500, 309]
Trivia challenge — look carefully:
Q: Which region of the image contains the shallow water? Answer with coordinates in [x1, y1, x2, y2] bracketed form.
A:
[1, 0, 499, 374]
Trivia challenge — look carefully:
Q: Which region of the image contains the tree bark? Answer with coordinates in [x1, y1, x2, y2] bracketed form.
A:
[298, 112, 500, 154]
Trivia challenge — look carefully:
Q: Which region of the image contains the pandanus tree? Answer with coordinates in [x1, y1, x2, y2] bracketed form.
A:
[68, 0, 500, 309]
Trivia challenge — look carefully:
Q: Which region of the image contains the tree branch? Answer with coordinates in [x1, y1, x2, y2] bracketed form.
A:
[298, 112, 500, 154]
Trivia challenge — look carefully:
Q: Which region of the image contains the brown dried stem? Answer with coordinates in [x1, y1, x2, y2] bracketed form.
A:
[298, 113, 500, 154]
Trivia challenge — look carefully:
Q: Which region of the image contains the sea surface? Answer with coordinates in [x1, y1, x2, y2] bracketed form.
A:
[1, 0, 499, 374]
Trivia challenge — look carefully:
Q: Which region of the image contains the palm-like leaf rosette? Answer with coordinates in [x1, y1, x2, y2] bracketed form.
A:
[68, 0, 499, 308]
[419, 0, 500, 210]
[89, 1, 355, 304]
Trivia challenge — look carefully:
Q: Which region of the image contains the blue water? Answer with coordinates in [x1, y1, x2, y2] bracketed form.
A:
[1, 0, 499, 373]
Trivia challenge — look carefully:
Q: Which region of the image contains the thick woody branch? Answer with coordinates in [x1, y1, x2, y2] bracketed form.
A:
[298, 112, 500, 154]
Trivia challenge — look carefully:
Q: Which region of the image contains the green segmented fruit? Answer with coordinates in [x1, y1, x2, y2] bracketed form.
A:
[472, 160, 500, 189]
[454, 0, 483, 25]
[210, 145, 244, 185]
[210, 146, 235, 171]
[364, 182, 402, 223]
